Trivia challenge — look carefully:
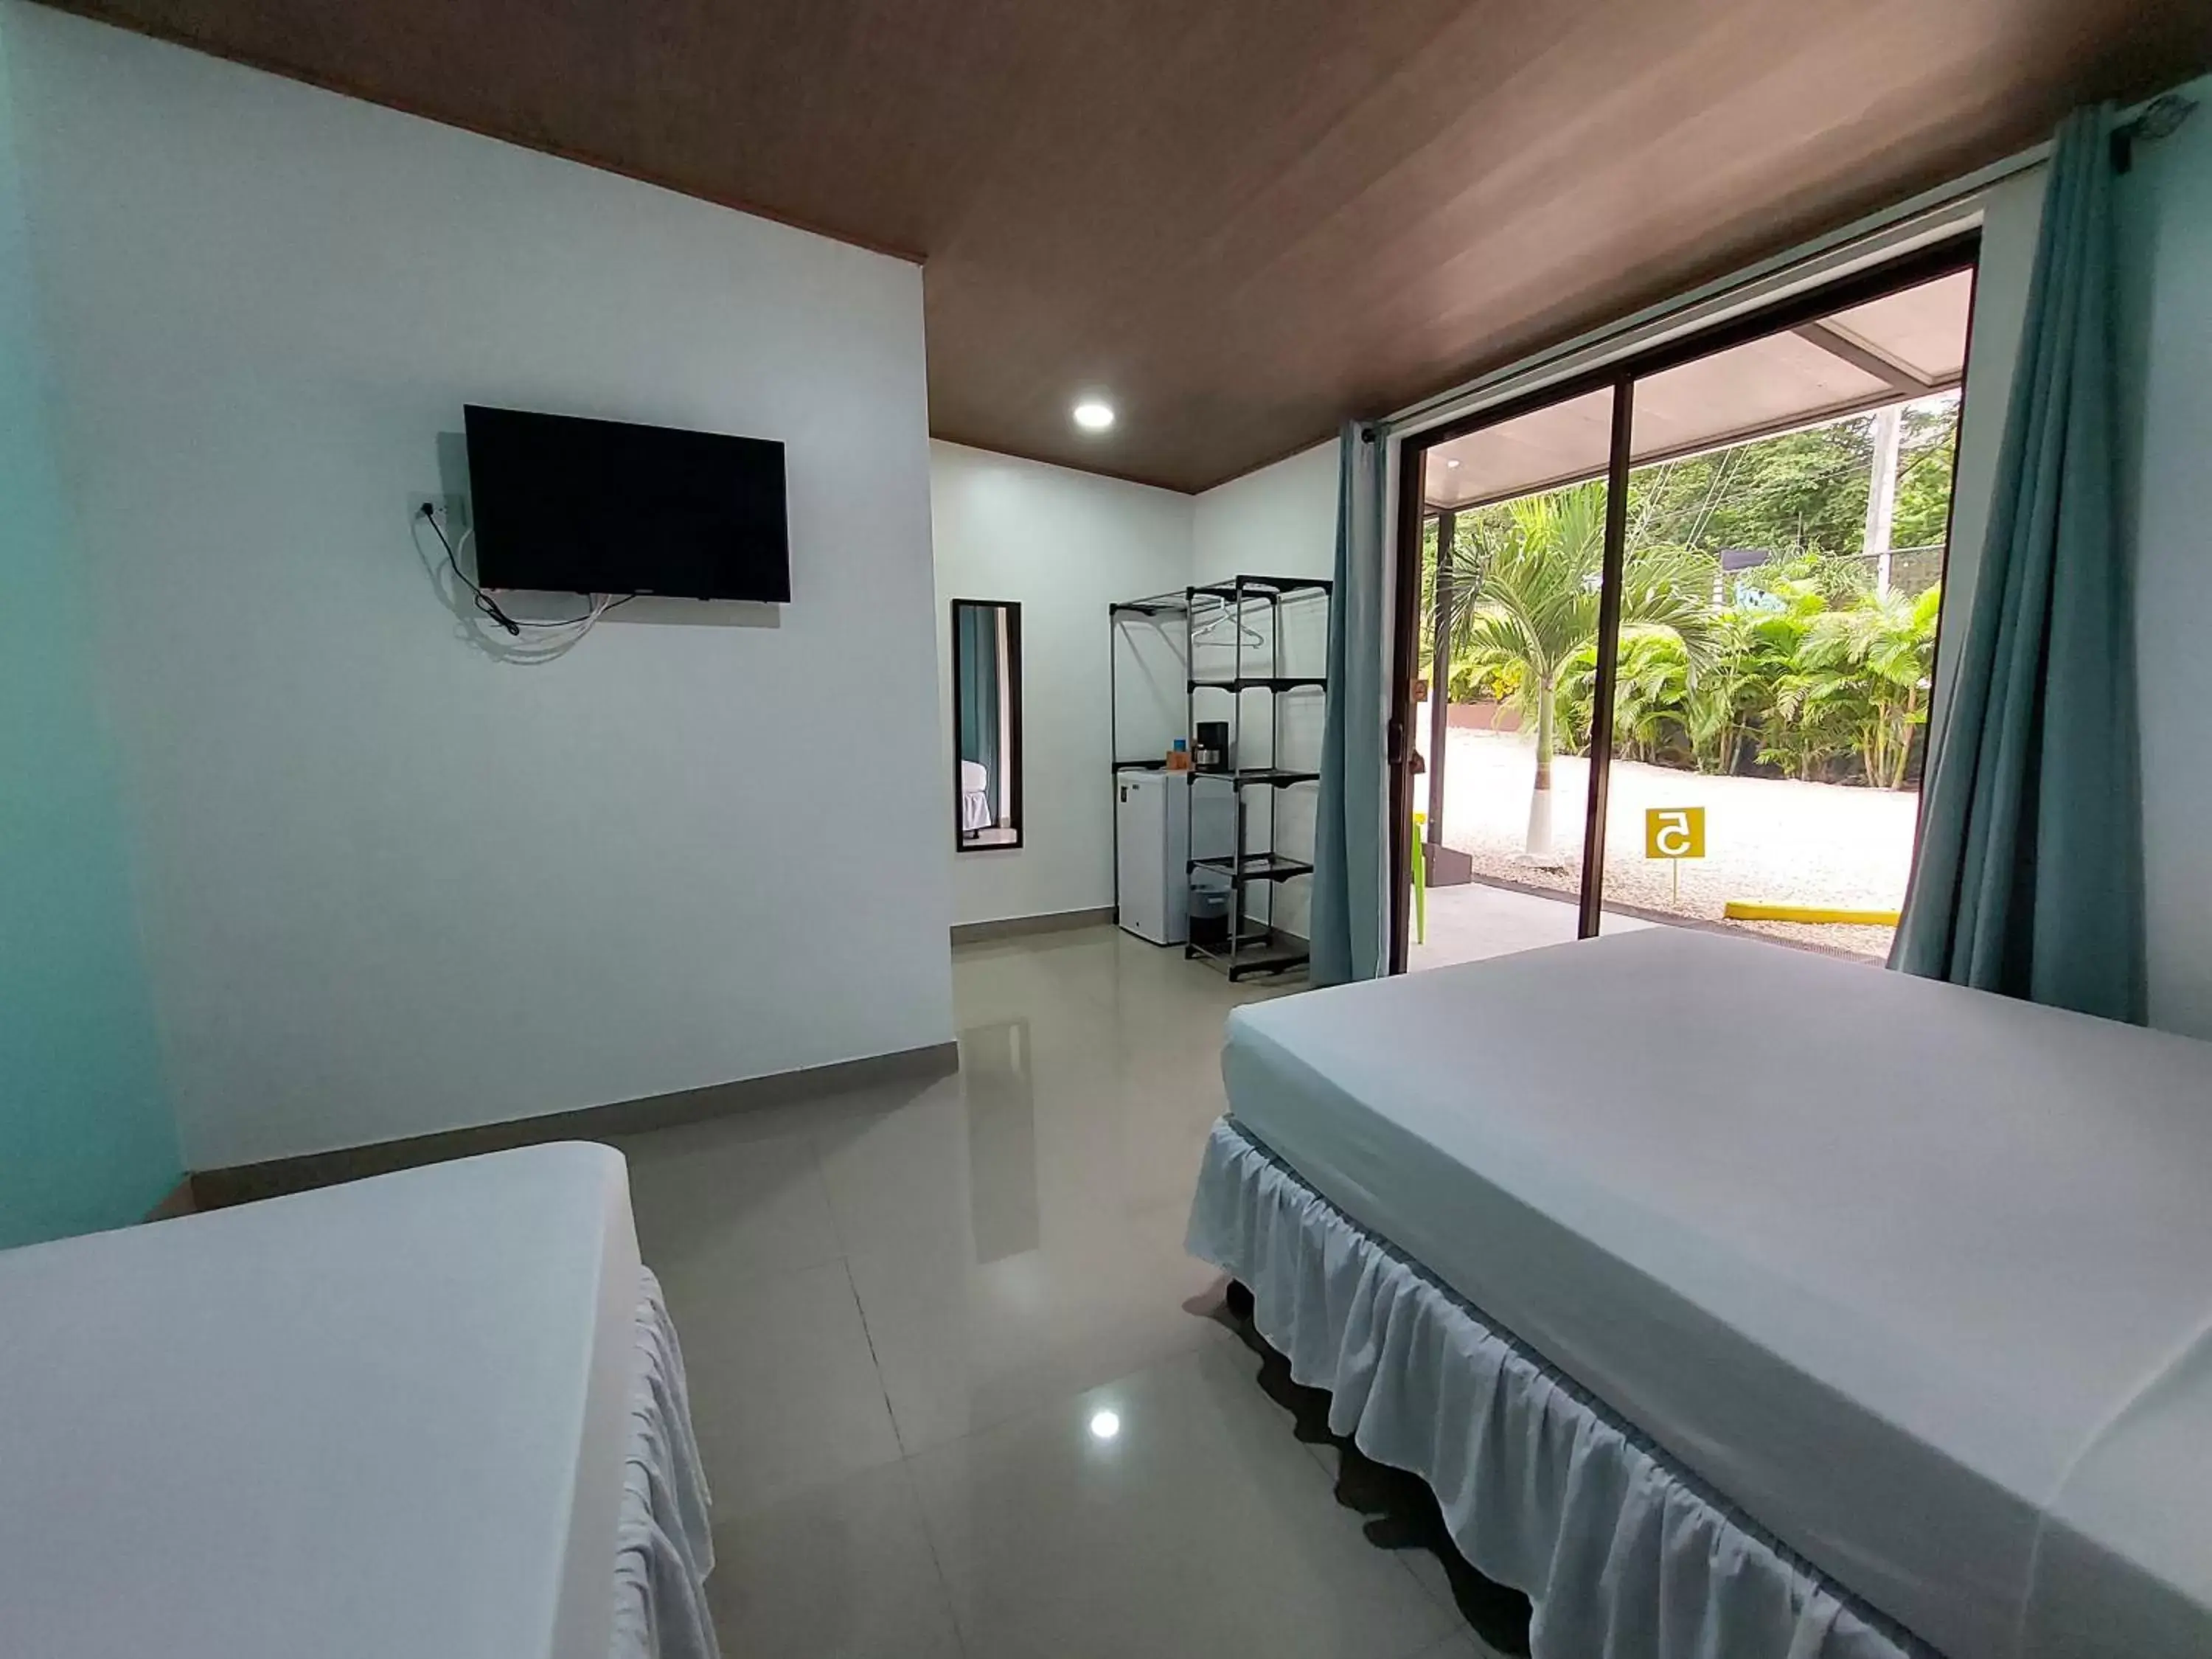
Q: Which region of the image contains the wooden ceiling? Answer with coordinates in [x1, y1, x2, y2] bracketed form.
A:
[43, 0, 2211, 493]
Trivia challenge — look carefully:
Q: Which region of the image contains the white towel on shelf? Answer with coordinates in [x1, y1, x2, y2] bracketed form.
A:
[611, 1268, 720, 1659]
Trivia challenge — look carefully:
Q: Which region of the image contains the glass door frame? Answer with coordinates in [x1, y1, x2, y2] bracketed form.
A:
[1386, 230, 1982, 973]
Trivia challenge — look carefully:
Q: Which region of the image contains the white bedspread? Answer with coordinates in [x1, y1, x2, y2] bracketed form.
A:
[612, 1267, 721, 1659]
[1189, 1119, 1918, 1659]
[961, 759, 994, 833]
[1217, 929, 2212, 1658]
[0, 1143, 643, 1659]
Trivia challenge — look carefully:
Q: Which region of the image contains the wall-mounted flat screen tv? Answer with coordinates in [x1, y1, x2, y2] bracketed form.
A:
[463, 405, 790, 602]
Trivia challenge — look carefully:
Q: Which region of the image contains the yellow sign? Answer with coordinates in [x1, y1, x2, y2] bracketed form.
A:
[1645, 806, 1705, 860]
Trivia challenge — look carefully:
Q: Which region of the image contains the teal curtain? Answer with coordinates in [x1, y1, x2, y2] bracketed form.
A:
[956, 605, 1001, 784]
[1312, 422, 1388, 984]
[1891, 106, 2146, 1022]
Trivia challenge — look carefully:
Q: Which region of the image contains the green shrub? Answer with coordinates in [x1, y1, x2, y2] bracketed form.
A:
[1425, 398, 1954, 794]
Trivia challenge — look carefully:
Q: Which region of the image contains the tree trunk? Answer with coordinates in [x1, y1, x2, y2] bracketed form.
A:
[1524, 674, 1559, 864]
[1892, 689, 1921, 789]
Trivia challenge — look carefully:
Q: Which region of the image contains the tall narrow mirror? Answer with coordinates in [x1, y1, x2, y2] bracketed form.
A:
[953, 599, 1023, 850]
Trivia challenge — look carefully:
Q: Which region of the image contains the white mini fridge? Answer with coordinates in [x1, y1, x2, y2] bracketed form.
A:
[1116, 771, 1234, 945]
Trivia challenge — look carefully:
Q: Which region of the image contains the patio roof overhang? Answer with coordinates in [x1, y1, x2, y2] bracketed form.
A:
[1422, 268, 1971, 513]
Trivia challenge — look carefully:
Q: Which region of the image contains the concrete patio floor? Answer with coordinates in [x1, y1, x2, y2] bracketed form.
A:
[1408, 880, 1657, 973]
[1416, 726, 1913, 961]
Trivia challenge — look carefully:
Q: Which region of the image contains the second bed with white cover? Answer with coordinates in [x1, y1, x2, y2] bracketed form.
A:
[0, 1141, 718, 1659]
[1198, 928, 2212, 1658]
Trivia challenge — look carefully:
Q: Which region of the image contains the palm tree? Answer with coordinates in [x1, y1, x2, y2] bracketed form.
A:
[1438, 481, 1715, 863]
[1784, 582, 1942, 787]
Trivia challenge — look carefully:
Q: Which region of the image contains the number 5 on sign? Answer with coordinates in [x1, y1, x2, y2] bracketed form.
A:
[1646, 806, 1704, 905]
[1646, 807, 1705, 860]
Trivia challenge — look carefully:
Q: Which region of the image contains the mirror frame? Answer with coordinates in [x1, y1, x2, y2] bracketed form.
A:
[950, 598, 1025, 853]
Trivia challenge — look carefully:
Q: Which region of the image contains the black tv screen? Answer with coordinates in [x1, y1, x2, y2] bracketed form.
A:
[463, 406, 790, 602]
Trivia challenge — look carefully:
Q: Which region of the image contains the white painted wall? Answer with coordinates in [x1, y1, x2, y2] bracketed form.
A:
[930, 442, 1191, 927]
[928, 439, 1340, 936]
[1189, 443, 1338, 939]
[2117, 74, 2212, 1039]
[0, 4, 178, 1245]
[1191, 444, 1338, 585]
[7, 6, 953, 1168]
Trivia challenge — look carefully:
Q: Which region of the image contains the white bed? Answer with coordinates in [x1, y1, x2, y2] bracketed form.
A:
[0, 1141, 716, 1659]
[961, 758, 994, 833]
[1190, 928, 2212, 1659]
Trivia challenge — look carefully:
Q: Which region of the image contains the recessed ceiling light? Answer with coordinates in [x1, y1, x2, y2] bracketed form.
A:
[1445, 458, 1461, 468]
[1073, 400, 1116, 432]
[1088, 1409, 1121, 1440]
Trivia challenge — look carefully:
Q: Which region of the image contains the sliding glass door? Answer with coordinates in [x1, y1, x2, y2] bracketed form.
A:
[1405, 386, 1618, 970]
[1391, 239, 1977, 974]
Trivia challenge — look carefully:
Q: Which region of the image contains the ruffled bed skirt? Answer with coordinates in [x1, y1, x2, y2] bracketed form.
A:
[1186, 1118, 1930, 1659]
[611, 1268, 720, 1659]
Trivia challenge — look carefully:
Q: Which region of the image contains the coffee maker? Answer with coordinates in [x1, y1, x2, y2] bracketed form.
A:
[1193, 720, 1231, 772]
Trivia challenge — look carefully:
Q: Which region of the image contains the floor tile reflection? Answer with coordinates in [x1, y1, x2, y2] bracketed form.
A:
[616, 925, 1509, 1655]
[666, 1258, 904, 1517]
[960, 1019, 1040, 1265]
[908, 1344, 1456, 1659]
[706, 1459, 964, 1658]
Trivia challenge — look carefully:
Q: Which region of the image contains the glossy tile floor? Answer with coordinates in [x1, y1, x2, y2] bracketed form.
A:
[613, 926, 1514, 1658]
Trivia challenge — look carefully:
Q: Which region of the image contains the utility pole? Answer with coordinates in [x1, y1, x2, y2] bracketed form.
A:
[1864, 403, 1902, 595]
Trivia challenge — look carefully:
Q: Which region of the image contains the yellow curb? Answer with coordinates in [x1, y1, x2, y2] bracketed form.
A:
[1723, 902, 1901, 925]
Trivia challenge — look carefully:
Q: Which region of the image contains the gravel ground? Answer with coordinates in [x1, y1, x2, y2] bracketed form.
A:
[1419, 726, 1918, 961]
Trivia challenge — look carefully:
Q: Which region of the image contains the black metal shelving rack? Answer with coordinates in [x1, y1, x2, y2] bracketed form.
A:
[1184, 575, 1332, 980]
[1110, 574, 1332, 980]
